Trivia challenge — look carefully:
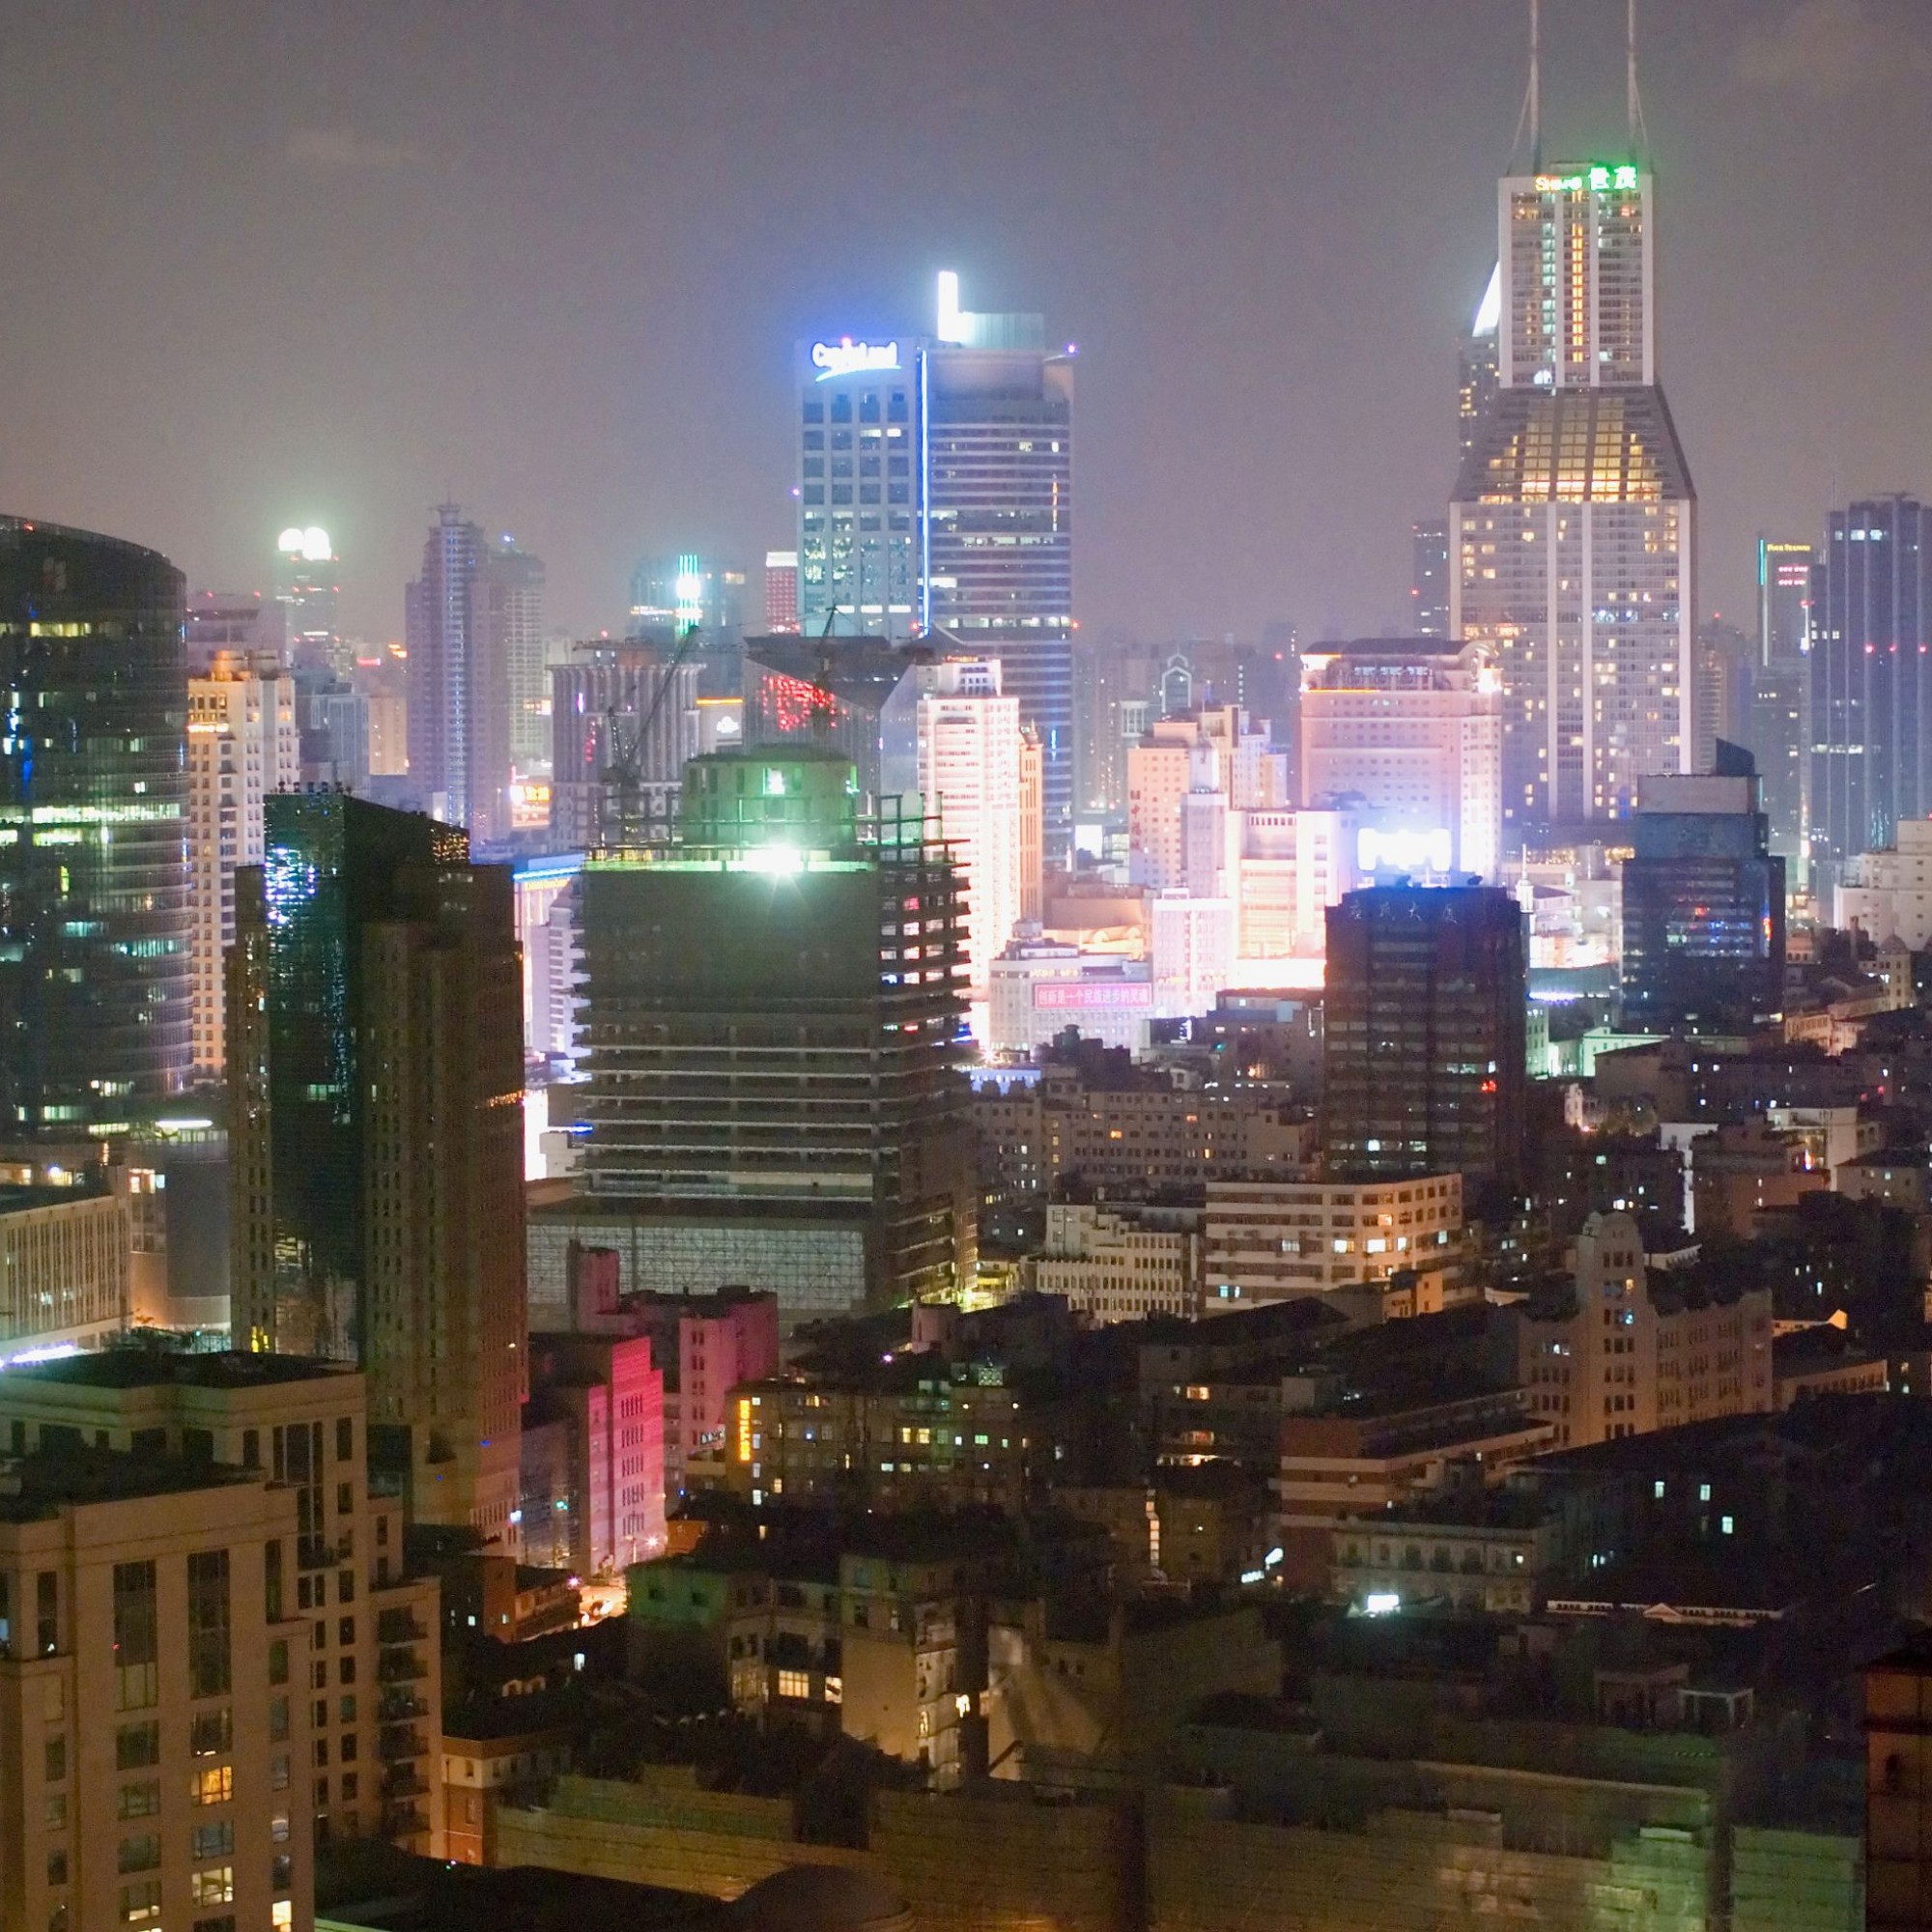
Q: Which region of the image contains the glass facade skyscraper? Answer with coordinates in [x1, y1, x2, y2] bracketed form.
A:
[1451, 163, 1696, 833]
[795, 274, 1074, 853]
[0, 517, 189, 1131]
[1807, 497, 1931, 885]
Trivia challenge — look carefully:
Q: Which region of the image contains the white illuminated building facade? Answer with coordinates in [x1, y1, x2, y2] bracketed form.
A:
[916, 659, 1023, 998]
[186, 649, 298, 1077]
[1299, 638, 1502, 880]
[1451, 160, 1695, 833]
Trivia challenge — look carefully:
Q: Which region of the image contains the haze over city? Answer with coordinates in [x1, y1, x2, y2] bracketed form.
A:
[2, 0, 1928, 638]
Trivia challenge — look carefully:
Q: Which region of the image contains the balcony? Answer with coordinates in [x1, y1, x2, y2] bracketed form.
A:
[377, 1650, 428, 1684]
[382, 1803, 429, 1840]
[379, 1692, 429, 1723]
[381, 1766, 428, 1800]
[378, 1726, 428, 1761]
[377, 1609, 428, 1645]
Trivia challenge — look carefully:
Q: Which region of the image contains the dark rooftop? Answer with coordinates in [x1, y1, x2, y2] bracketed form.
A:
[0, 1349, 352, 1393]
[0, 1445, 257, 1521]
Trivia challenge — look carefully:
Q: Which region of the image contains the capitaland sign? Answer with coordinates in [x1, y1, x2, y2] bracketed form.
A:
[810, 337, 900, 380]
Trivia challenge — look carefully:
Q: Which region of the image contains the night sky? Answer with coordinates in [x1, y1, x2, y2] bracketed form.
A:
[1, 0, 1927, 646]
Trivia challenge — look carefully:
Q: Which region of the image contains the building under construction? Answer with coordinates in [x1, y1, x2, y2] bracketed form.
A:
[546, 746, 975, 1321]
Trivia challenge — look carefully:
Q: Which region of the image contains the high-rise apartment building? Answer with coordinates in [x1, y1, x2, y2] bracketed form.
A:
[1298, 638, 1502, 880]
[405, 508, 545, 843]
[229, 794, 526, 1544]
[796, 273, 1074, 851]
[1807, 497, 1932, 885]
[1451, 161, 1695, 833]
[1620, 743, 1786, 1036]
[186, 650, 299, 1078]
[566, 748, 974, 1320]
[916, 659, 1023, 996]
[0, 1350, 444, 1860]
[0, 518, 190, 1132]
[275, 525, 342, 671]
[1408, 523, 1449, 638]
[1018, 725, 1045, 923]
[1323, 884, 1526, 1195]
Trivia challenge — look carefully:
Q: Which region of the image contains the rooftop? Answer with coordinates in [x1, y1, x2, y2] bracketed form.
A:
[0, 1349, 354, 1394]
[0, 1446, 258, 1521]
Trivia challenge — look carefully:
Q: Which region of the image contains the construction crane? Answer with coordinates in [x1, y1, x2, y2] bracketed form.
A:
[600, 622, 700, 848]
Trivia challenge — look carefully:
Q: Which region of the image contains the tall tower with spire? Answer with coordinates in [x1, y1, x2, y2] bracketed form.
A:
[1449, 1, 1694, 833]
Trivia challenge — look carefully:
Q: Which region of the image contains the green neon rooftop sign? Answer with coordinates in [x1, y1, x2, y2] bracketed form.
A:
[1534, 164, 1639, 193]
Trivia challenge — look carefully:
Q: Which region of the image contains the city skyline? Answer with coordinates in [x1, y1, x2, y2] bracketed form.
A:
[0, 3, 1923, 647]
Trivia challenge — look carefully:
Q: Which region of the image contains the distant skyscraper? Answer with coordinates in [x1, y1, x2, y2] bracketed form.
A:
[0, 518, 190, 1130]
[1620, 743, 1786, 1036]
[1749, 539, 1813, 874]
[1323, 883, 1527, 1196]
[186, 649, 298, 1077]
[1693, 620, 1754, 775]
[1409, 522, 1450, 637]
[1457, 263, 1500, 467]
[230, 793, 526, 1539]
[185, 588, 281, 669]
[764, 550, 800, 633]
[549, 643, 699, 849]
[275, 524, 343, 670]
[405, 507, 544, 842]
[797, 272, 1074, 852]
[1451, 160, 1695, 832]
[916, 659, 1023, 997]
[1807, 497, 1932, 885]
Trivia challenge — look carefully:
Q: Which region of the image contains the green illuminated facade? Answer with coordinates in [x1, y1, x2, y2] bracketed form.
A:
[0, 517, 189, 1130]
[573, 748, 974, 1317]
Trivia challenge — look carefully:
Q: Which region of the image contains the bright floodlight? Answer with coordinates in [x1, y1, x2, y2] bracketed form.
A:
[300, 526, 332, 561]
[277, 526, 304, 552]
[936, 270, 968, 344]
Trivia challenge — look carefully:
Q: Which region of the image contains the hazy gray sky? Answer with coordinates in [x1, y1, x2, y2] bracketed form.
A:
[1, 0, 1927, 644]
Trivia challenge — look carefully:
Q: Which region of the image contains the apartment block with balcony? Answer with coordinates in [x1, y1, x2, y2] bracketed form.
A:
[0, 1352, 442, 1856]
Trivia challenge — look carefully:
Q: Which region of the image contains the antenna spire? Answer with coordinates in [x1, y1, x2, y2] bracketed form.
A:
[1529, 0, 1542, 172]
[1627, 0, 1649, 155]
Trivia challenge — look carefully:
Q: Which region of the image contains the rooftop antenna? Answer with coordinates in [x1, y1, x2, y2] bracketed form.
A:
[1627, 0, 1650, 156]
[1511, 0, 1543, 174]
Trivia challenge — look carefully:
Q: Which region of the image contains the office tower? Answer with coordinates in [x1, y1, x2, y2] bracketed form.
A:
[0, 517, 190, 1132]
[1457, 263, 1501, 466]
[1018, 725, 1044, 923]
[293, 665, 369, 788]
[0, 1351, 444, 1859]
[916, 659, 1023, 996]
[549, 644, 699, 849]
[1451, 160, 1695, 833]
[764, 551, 800, 633]
[1126, 706, 1280, 891]
[1808, 497, 1932, 885]
[570, 748, 973, 1319]
[186, 650, 299, 1078]
[627, 553, 747, 696]
[0, 1438, 314, 1928]
[1299, 638, 1503, 879]
[1323, 883, 1527, 1195]
[1620, 742, 1786, 1036]
[185, 589, 281, 670]
[1748, 538, 1812, 873]
[1409, 523, 1450, 638]
[229, 794, 526, 1543]
[797, 273, 1075, 851]
[276, 524, 343, 671]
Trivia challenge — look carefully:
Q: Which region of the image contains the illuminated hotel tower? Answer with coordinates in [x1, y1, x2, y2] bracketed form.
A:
[1450, 156, 1695, 833]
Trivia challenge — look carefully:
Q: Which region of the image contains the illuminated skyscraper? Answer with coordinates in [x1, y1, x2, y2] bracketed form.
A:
[229, 793, 526, 1541]
[275, 523, 343, 670]
[1748, 538, 1813, 872]
[1451, 160, 1695, 833]
[796, 272, 1074, 851]
[1457, 265, 1501, 466]
[0, 518, 190, 1130]
[186, 649, 298, 1077]
[1409, 522, 1449, 638]
[764, 550, 800, 633]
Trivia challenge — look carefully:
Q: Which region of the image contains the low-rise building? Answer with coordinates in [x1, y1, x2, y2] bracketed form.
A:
[1505, 1212, 1775, 1450]
[0, 1183, 129, 1356]
[1329, 1489, 1571, 1615]
[1204, 1174, 1463, 1306]
[1033, 1203, 1202, 1324]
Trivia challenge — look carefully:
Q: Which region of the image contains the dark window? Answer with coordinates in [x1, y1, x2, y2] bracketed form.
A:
[189, 1709, 232, 1757]
[115, 1722, 160, 1771]
[336, 1418, 353, 1463]
[830, 394, 851, 423]
[242, 1430, 260, 1469]
[265, 1542, 282, 1624]
[37, 1572, 57, 1654]
[113, 1562, 158, 1711]
[803, 399, 823, 424]
[191, 1821, 233, 1860]
[43, 1736, 65, 1782]
[186, 1551, 231, 1698]
[889, 391, 909, 422]
[860, 392, 880, 422]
